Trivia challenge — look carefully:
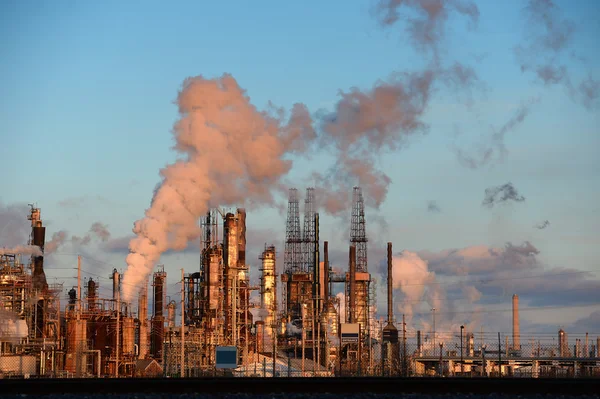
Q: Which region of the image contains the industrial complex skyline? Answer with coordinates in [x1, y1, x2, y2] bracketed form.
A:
[1, 0, 599, 347]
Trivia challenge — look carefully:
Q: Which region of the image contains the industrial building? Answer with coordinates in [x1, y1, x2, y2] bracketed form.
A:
[1, 196, 599, 378]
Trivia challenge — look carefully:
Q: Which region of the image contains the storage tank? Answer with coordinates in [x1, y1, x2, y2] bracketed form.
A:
[260, 246, 276, 337]
[123, 317, 135, 355]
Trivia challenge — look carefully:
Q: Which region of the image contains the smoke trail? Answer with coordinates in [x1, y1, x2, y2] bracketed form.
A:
[0, 202, 30, 248]
[535, 220, 550, 230]
[454, 98, 538, 169]
[482, 182, 525, 208]
[122, 74, 314, 302]
[375, 0, 479, 62]
[0, 245, 42, 256]
[515, 0, 599, 109]
[427, 200, 441, 213]
[90, 222, 111, 241]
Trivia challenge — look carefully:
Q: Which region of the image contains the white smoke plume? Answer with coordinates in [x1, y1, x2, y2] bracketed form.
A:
[392, 251, 440, 323]
[122, 74, 314, 302]
[0, 245, 42, 256]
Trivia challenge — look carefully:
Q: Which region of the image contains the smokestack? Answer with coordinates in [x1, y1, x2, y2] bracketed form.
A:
[87, 278, 97, 311]
[387, 242, 393, 324]
[349, 245, 356, 323]
[512, 294, 520, 351]
[112, 269, 120, 301]
[313, 213, 321, 313]
[324, 241, 329, 301]
[29, 206, 48, 291]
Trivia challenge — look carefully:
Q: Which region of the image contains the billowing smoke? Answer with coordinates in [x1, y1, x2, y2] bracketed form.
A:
[482, 182, 525, 208]
[392, 250, 441, 323]
[0, 309, 28, 341]
[45, 231, 68, 254]
[122, 74, 314, 302]
[515, 0, 599, 109]
[0, 245, 42, 256]
[309, 0, 480, 215]
[427, 200, 441, 213]
[535, 220, 550, 230]
[0, 202, 30, 248]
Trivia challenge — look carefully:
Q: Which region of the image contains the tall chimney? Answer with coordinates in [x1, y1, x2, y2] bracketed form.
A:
[512, 294, 520, 351]
[387, 242, 393, 324]
[323, 241, 329, 301]
[349, 245, 356, 324]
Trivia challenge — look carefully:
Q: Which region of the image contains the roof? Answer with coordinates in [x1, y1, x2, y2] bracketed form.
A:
[135, 359, 162, 371]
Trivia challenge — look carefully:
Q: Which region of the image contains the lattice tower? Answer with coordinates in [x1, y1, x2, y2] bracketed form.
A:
[302, 187, 316, 273]
[350, 186, 368, 272]
[284, 188, 302, 273]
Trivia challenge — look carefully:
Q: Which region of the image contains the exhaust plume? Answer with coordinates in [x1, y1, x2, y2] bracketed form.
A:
[0, 245, 42, 256]
[375, 0, 479, 61]
[455, 99, 538, 169]
[482, 182, 525, 208]
[45, 231, 67, 254]
[122, 74, 313, 302]
[535, 220, 550, 230]
[515, 0, 599, 109]
[427, 200, 441, 213]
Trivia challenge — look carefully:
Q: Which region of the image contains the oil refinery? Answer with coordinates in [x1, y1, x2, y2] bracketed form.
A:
[1, 188, 599, 379]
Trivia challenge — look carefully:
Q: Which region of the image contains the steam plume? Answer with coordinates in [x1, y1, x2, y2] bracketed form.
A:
[122, 74, 313, 301]
[482, 182, 525, 208]
[0, 245, 42, 256]
[535, 220, 550, 230]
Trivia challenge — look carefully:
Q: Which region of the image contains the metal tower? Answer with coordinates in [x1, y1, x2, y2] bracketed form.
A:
[350, 186, 368, 272]
[284, 188, 302, 273]
[302, 187, 316, 273]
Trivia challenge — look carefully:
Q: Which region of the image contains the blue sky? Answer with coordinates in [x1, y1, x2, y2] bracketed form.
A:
[1, 0, 599, 335]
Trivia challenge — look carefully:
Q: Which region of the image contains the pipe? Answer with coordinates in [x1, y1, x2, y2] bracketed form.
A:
[387, 242, 393, 324]
[512, 294, 520, 351]
[313, 213, 320, 313]
[349, 245, 356, 324]
[324, 241, 329, 301]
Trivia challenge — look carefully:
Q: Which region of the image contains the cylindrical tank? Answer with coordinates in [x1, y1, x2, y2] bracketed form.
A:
[208, 249, 220, 310]
[256, 321, 265, 353]
[66, 319, 87, 353]
[260, 246, 276, 336]
[87, 278, 97, 311]
[167, 301, 176, 328]
[123, 317, 135, 355]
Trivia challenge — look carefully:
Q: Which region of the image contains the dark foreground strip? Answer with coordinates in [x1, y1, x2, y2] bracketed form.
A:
[0, 377, 599, 396]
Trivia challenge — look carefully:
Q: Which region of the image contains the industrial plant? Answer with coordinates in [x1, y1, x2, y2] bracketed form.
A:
[1, 191, 599, 379]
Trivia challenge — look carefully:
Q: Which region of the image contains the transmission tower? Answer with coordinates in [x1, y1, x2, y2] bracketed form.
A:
[350, 186, 368, 272]
[284, 188, 302, 273]
[302, 187, 316, 273]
